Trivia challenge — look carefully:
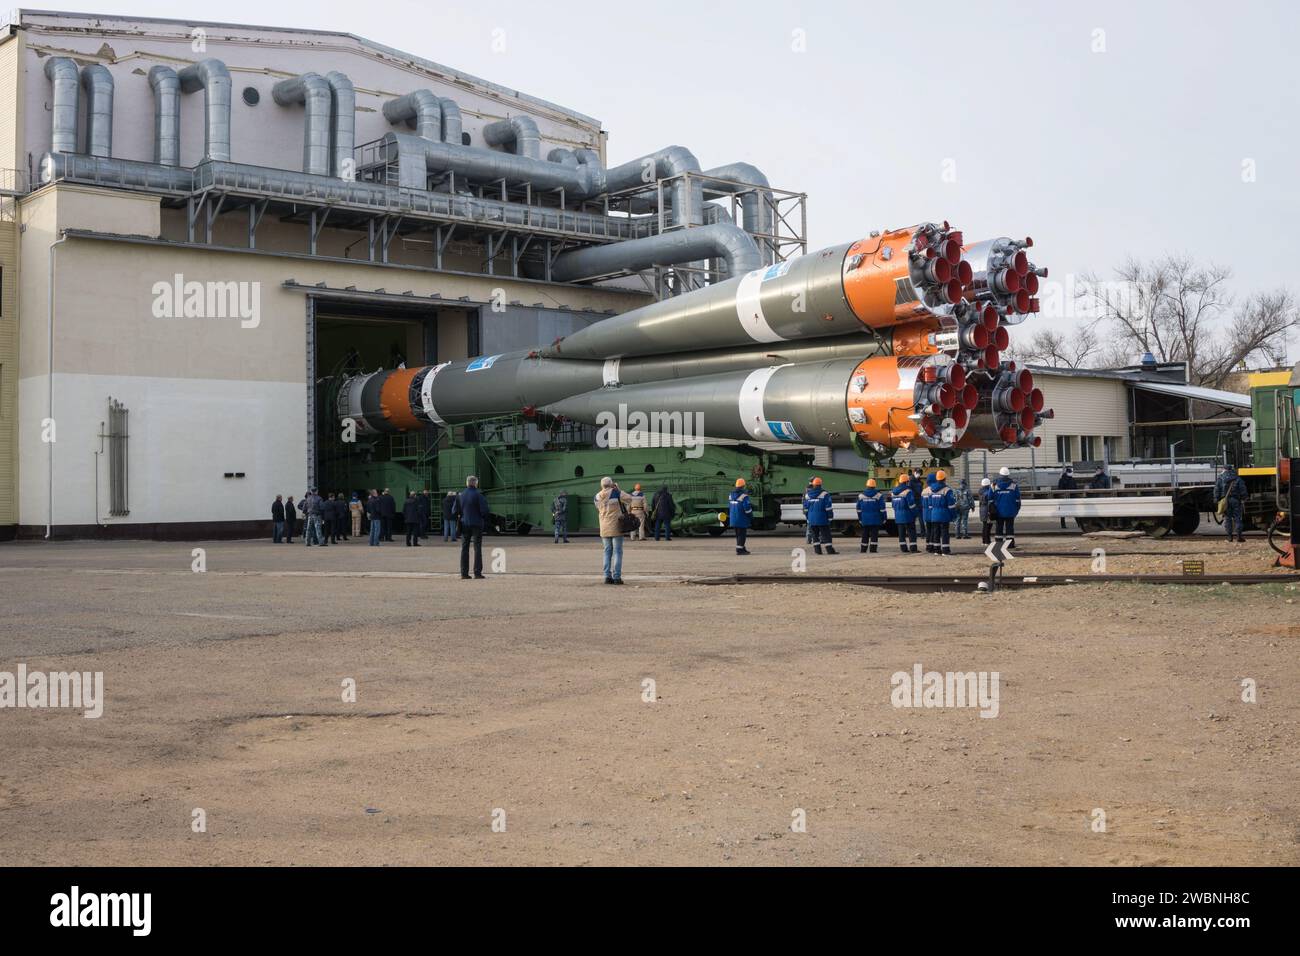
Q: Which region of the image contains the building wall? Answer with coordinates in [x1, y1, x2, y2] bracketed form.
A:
[0, 30, 22, 172]
[0, 219, 16, 527]
[14, 184, 648, 533]
[14, 13, 602, 181]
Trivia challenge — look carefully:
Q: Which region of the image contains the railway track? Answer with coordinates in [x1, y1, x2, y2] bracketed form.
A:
[693, 572, 1300, 593]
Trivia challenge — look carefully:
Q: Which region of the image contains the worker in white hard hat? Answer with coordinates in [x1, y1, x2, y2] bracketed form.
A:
[992, 467, 1021, 549]
[978, 477, 995, 545]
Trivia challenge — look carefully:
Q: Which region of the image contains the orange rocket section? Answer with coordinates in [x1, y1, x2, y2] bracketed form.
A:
[841, 223, 971, 330]
[844, 356, 922, 447]
[890, 319, 940, 356]
[378, 367, 422, 431]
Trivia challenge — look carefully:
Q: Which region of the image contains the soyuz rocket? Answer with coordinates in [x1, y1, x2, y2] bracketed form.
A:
[337, 222, 1052, 457]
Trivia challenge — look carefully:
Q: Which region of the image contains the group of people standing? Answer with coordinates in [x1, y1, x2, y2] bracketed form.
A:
[271, 488, 446, 546]
[271, 490, 365, 546]
[554, 484, 677, 546]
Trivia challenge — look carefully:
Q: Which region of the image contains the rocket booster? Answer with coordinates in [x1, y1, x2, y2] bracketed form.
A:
[336, 222, 1052, 454]
[338, 333, 897, 435]
[542, 352, 975, 451]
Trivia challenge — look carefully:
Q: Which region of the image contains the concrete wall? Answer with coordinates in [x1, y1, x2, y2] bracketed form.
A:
[15, 13, 602, 178]
[15, 184, 647, 533]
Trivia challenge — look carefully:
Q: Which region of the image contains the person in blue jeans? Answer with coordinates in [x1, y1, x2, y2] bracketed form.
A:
[441, 491, 459, 542]
[595, 476, 625, 584]
[651, 486, 674, 542]
[367, 490, 383, 546]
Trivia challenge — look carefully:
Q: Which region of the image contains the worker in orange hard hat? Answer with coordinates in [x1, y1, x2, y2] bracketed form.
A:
[856, 478, 887, 554]
[804, 477, 837, 555]
[927, 469, 957, 555]
[627, 481, 648, 541]
[728, 477, 753, 555]
[891, 473, 919, 553]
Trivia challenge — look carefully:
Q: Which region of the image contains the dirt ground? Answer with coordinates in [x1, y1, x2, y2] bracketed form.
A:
[1, 523, 1296, 866]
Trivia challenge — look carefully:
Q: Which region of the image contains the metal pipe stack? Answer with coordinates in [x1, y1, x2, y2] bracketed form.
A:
[336, 221, 1053, 458]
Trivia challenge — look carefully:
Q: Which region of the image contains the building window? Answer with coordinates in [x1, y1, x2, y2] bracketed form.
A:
[1056, 435, 1070, 463]
[1079, 436, 1094, 461]
[1103, 436, 1121, 462]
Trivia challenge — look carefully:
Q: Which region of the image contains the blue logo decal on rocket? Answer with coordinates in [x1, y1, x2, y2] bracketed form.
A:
[767, 421, 801, 441]
[466, 355, 501, 372]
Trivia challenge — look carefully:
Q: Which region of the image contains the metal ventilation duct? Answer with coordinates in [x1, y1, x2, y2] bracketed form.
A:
[44, 57, 80, 154]
[383, 90, 442, 141]
[546, 222, 760, 283]
[482, 115, 540, 160]
[273, 73, 333, 176]
[605, 146, 703, 227]
[148, 66, 180, 166]
[325, 71, 356, 178]
[80, 64, 114, 158]
[701, 163, 773, 264]
[178, 58, 232, 161]
[385, 130, 605, 195]
[437, 97, 462, 143]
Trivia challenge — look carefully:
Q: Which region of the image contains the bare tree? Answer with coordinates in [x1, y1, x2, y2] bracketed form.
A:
[1059, 255, 1300, 387]
[1008, 325, 1099, 368]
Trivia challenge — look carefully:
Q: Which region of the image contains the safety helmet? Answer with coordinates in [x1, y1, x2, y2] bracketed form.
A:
[897, 474, 908, 485]
[936, 470, 947, 481]
[866, 478, 877, 488]
[735, 478, 746, 488]
[981, 477, 992, 486]
[812, 477, 822, 486]
[999, 467, 1011, 477]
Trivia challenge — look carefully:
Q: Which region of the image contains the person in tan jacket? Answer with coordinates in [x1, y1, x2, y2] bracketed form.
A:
[594, 477, 625, 585]
[626, 483, 648, 540]
[349, 494, 364, 538]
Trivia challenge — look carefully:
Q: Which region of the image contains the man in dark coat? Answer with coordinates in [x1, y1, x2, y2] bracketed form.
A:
[367, 490, 383, 546]
[651, 486, 675, 541]
[335, 494, 349, 542]
[380, 488, 397, 541]
[455, 476, 491, 579]
[417, 490, 432, 540]
[271, 495, 286, 543]
[403, 492, 423, 546]
[283, 495, 296, 543]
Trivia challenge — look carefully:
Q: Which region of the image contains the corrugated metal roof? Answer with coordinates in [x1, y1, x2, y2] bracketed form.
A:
[1126, 379, 1251, 409]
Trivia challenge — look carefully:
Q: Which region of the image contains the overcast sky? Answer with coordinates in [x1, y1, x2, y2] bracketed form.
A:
[54, 0, 1300, 352]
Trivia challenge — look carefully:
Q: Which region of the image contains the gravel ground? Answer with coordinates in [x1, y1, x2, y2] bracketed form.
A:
[1, 526, 1296, 866]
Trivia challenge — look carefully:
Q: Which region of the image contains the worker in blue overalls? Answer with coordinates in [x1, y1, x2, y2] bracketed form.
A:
[891, 474, 918, 554]
[992, 466, 1022, 550]
[805, 477, 837, 555]
[929, 469, 957, 556]
[729, 478, 754, 555]
[856, 478, 887, 554]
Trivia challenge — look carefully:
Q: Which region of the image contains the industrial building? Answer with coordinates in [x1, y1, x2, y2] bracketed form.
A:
[0, 10, 805, 538]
